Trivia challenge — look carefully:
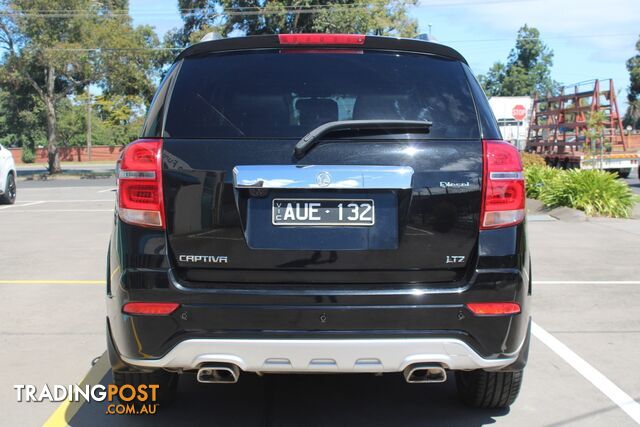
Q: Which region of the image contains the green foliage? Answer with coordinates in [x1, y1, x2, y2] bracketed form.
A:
[520, 152, 546, 169]
[624, 34, 640, 129]
[52, 94, 146, 147]
[93, 95, 146, 146]
[479, 62, 506, 97]
[524, 165, 636, 218]
[311, 0, 418, 37]
[91, 22, 160, 102]
[541, 169, 635, 218]
[584, 110, 607, 153]
[57, 99, 86, 147]
[21, 144, 34, 163]
[170, 0, 418, 46]
[0, 86, 46, 150]
[524, 164, 558, 199]
[478, 25, 558, 97]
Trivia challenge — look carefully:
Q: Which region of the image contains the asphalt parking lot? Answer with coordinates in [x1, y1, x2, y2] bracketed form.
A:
[1, 178, 639, 426]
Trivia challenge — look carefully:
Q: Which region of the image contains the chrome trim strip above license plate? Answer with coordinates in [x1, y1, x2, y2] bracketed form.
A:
[233, 165, 414, 189]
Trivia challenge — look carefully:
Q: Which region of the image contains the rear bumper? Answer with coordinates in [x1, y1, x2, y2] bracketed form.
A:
[120, 336, 521, 373]
[108, 271, 531, 365]
[107, 223, 531, 371]
[108, 267, 531, 363]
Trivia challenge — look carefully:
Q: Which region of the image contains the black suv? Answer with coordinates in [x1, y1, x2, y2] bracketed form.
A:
[107, 34, 531, 409]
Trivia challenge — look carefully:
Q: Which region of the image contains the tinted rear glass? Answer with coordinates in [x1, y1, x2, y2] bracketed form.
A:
[165, 50, 479, 139]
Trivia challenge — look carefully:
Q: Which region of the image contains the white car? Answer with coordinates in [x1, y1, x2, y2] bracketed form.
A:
[0, 144, 16, 204]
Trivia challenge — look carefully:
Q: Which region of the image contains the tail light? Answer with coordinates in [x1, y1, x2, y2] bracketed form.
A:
[123, 302, 180, 316]
[480, 140, 525, 229]
[466, 302, 521, 316]
[278, 34, 365, 45]
[117, 139, 165, 229]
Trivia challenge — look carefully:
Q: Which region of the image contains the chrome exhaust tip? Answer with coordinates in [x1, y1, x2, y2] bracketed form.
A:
[197, 364, 240, 384]
[403, 364, 447, 383]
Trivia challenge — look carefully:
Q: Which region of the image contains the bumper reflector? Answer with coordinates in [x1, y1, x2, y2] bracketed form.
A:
[123, 302, 180, 316]
[466, 302, 521, 316]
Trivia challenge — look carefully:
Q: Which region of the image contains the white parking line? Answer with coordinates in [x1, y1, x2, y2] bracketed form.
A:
[532, 322, 640, 424]
[15, 199, 113, 203]
[0, 280, 104, 284]
[534, 281, 640, 285]
[0, 201, 45, 210]
[19, 186, 112, 191]
[0, 209, 112, 213]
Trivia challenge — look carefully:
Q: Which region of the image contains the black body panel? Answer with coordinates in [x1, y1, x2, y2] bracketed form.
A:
[162, 138, 482, 284]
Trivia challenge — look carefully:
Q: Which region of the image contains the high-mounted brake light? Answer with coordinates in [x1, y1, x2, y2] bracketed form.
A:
[123, 302, 180, 316]
[278, 34, 366, 46]
[480, 140, 525, 229]
[466, 302, 521, 316]
[117, 139, 165, 229]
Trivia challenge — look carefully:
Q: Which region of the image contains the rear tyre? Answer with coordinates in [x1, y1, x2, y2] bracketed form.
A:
[0, 173, 16, 204]
[455, 369, 523, 409]
[112, 370, 178, 406]
[616, 168, 630, 179]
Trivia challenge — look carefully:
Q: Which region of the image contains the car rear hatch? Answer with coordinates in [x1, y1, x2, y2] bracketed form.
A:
[160, 39, 483, 286]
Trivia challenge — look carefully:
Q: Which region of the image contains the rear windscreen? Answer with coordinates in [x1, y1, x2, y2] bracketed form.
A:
[164, 50, 480, 139]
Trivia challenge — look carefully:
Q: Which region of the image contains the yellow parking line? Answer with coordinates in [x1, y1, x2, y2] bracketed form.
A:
[43, 352, 110, 427]
[0, 280, 105, 285]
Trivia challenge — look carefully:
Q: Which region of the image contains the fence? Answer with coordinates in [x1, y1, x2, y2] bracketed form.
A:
[9, 146, 123, 165]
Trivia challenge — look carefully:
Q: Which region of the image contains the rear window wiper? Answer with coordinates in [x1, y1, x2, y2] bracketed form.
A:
[294, 120, 432, 158]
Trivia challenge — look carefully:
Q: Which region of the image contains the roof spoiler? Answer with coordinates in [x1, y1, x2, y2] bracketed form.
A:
[176, 34, 468, 65]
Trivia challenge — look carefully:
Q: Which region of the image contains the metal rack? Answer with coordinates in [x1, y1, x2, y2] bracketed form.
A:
[526, 79, 627, 155]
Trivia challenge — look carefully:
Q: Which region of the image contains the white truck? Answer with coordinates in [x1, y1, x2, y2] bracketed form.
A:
[488, 96, 532, 151]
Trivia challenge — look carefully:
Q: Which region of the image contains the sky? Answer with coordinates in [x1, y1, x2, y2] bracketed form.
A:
[129, 0, 640, 111]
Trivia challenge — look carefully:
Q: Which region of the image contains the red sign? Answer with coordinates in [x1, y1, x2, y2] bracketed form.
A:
[512, 104, 527, 121]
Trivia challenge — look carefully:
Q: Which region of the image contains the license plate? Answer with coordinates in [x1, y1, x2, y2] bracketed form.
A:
[272, 198, 375, 226]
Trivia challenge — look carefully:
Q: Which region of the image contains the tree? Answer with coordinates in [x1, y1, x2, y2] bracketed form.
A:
[168, 0, 418, 46]
[585, 110, 607, 154]
[0, 83, 46, 154]
[624, 34, 640, 129]
[55, 94, 145, 149]
[0, 0, 160, 172]
[57, 98, 87, 148]
[479, 25, 558, 97]
[312, 0, 417, 37]
[93, 94, 147, 146]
